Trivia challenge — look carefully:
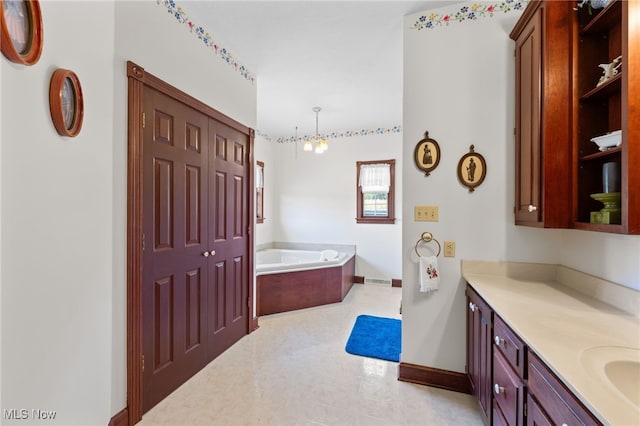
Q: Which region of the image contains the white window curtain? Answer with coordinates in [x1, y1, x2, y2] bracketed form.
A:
[359, 163, 390, 193]
[256, 165, 264, 189]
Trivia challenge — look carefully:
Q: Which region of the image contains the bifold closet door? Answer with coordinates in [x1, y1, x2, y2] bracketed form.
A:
[141, 87, 210, 411]
[207, 119, 250, 360]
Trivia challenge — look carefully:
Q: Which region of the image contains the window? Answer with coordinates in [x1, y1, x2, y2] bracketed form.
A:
[256, 161, 264, 223]
[356, 159, 395, 224]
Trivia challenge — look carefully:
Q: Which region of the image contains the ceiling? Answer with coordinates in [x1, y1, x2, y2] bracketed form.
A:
[182, 1, 458, 141]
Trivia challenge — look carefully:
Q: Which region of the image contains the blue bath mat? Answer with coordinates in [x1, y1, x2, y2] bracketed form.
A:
[345, 315, 401, 362]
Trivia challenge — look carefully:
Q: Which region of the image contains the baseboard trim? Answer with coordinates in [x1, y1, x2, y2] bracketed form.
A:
[392, 278, 402, 287]
[353, 275, 365, 284]
[108, 407, 129, 426]
[398, 362, 471, 394]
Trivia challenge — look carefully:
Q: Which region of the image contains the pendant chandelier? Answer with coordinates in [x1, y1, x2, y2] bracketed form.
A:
[303, 107, 329, 154]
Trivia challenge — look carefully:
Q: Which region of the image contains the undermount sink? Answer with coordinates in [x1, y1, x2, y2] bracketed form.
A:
[581, 346, 640, 408]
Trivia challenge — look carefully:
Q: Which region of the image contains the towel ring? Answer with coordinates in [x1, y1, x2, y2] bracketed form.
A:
[414, 231, 441, 257]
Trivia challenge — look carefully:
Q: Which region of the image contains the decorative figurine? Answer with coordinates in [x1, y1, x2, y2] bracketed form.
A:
[597, 55, 622, 87]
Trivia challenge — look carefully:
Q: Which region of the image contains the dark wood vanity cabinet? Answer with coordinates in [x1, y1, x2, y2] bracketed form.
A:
[510, 0, 573, 228]
[466, 286, 493, 425]
[466, 284, 602, 426]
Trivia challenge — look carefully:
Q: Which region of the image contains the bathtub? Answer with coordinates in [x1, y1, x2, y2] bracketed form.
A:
[256, 248, 349, 274]
[256, 248, 356, 315]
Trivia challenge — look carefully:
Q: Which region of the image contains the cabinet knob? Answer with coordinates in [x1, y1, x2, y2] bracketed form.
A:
[469, 302, 477, 312]
[494, 336, 504, 346]
[494, 383, 505, 395]
[210, 250, 216, 256]
[527, 204, 538, 212]
[203, 251, 210, 257]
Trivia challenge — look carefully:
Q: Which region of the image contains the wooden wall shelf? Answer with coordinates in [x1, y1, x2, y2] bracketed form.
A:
[580, 73, 622, 100]
[580, 0, 621, 34]
[581, 146, 621, 161]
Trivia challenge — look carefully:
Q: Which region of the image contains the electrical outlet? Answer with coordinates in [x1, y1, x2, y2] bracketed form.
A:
[444, 241, 455, 257]
[414, 205, 439, 222]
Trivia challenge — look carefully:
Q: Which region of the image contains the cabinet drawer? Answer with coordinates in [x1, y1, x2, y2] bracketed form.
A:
[528, 351, 601, 426]
[493, 350, 524, 426]
[494, 314, 526, 378]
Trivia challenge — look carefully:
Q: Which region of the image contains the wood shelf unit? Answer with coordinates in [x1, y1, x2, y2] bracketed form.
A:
[572, 0, 639, 233]
[511, 0, 638, 234]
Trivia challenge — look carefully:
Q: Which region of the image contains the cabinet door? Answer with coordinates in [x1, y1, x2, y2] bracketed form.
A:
[511, 1, 572, 228]
[527, 393, 553, 426]
[466, 286, 492, 425]
[528, 351, 601, 425]
[514, 4, 542, 224]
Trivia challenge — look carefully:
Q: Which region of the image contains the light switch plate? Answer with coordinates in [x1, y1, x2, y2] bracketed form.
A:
[444, 241, 455, 257]
[414, 205, 439, 221]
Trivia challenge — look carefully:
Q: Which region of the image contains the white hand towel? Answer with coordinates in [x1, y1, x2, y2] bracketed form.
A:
[419, 255, 440, 293]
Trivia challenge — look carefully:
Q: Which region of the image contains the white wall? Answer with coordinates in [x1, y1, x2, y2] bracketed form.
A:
[1, 1, 257, 424]
[402, 1, 640, 374]
[403, 4, 534, 371]
[1, 2, 115, 424]
[269, 133, 403, 280]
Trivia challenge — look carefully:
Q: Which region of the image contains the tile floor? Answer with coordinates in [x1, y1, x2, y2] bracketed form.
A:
[140, 283, 483, 426]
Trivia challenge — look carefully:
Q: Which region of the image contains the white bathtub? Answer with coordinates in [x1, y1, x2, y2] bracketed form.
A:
[256, 248, 350, 275]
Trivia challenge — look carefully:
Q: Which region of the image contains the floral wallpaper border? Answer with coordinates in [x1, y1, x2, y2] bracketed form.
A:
[257, 126, 402, 144]
[157, 0, 255, 83]
[411, 0, 527, 30]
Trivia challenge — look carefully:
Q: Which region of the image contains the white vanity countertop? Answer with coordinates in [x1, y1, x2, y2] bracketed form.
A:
[461, 260, 640, 426]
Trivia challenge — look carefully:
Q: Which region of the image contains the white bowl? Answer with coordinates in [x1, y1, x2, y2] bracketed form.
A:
[591, 130, 622, 151]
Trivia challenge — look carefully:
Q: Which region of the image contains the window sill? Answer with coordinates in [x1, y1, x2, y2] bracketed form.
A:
[356, 217, 396, 224]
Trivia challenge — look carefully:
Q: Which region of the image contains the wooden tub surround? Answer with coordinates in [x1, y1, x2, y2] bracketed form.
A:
[257, 255, 356, 315]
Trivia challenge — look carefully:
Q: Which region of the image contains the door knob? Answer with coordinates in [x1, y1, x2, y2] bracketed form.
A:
[209, 250, 216, 256]
[469, 302, 477, 312]
[494, 336, 504, 346]
[528, 204, 537, 212]
[494, 384, 505, 395]
[203, 251, 210, 257]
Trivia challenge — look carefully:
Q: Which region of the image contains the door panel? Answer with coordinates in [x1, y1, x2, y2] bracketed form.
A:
[214, 171, 227, 241]
[211, 260, 226, 333]
[185, 268, 203, 352]
[232, 256, 244, 321]
[233, 176, 244, 237]
[142, 87, 209, 412]
[207, 121, 249, 359]
[153, 158, 174, 250]
[185, 165, 201, 246]
[153, 275, 174, 371]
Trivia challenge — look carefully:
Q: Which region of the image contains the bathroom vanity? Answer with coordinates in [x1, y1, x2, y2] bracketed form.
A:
[463, 260, 640, 426]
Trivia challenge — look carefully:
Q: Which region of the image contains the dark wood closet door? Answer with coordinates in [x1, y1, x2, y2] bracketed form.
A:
[207, 119, 250, 359]
[142, 87, 210, 411]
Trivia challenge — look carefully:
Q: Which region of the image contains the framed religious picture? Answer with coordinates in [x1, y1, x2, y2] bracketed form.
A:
[457, 145, 486, 192]
[1, 0, 43, 65]
[49, 69, 84, 137]
[414, 131, 441, 176]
